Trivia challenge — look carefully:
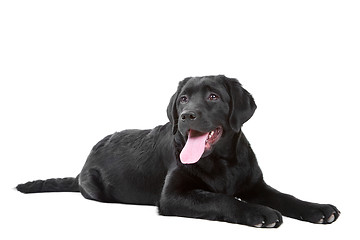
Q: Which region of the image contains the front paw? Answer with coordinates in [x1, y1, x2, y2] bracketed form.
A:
[299, 203, 340, 224]
[243, 205, 283, 228]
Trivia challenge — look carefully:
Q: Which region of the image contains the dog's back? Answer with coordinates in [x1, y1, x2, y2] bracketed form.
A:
[78, 123, 174, 204]
[17, 123, 174, 205]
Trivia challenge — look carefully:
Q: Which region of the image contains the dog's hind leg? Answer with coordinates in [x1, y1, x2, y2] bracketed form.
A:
[79, 168, 112, 203]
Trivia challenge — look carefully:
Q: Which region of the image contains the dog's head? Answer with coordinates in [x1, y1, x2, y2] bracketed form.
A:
[167, 75, 256, 164]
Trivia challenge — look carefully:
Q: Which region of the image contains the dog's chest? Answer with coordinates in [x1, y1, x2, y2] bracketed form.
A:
[203, 162, 250, 196]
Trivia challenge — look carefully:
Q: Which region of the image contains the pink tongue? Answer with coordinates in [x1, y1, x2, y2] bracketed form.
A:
[180, 130, 208, 164]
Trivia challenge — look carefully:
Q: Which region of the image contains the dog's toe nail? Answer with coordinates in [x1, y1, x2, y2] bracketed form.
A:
[254, 221, 265, 228]
[317, 216, 325, 224]
[266, 222, 276, 228]
[327, 213, 335, 223]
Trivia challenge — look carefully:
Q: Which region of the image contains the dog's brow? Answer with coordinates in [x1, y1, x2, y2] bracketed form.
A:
[206, 85, 220, 93]
[180, 84, 199, 96]
[203, 85, 223, 97]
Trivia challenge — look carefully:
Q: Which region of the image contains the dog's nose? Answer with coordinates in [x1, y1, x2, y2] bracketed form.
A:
[181, 111, 197, 122]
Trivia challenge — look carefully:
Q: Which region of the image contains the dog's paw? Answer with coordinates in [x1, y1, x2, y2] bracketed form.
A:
[245, 205, 283, 228]
[299, 203, 340, 224]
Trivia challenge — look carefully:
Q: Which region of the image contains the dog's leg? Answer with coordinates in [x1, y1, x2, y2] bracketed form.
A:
[243, 181, 340, 224]
[79, 168, 111, 202]
[158, 170, 282, 228]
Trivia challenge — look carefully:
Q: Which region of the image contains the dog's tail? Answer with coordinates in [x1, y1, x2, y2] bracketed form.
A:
[16, 176, 79, 194]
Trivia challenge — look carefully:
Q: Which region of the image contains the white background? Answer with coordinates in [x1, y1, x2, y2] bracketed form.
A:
[1, 0, 359, 239]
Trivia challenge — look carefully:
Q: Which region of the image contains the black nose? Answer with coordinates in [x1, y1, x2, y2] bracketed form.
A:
[181, 111, 197, 122]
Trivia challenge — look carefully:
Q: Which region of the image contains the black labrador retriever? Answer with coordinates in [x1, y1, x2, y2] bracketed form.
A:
[17, 75, 340, 228]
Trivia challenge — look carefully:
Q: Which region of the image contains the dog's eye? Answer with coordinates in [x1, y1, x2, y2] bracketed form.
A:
[208, 93, 219, 101]
[179, 96, 188, 103]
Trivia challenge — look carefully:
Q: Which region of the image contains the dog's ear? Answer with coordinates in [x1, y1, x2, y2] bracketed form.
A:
[223, 76, 257, 132]
[167, 77, 191, 134]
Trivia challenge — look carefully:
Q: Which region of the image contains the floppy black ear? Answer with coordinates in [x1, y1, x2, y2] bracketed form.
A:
[167, 77, 191, 134]
[223, 77, 257, 132]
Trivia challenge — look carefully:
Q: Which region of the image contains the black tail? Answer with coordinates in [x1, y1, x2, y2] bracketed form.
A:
[16, 176, 79, 194]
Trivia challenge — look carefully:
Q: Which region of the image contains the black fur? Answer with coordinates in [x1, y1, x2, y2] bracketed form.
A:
[17, 75, 340, 228]
[17, 177, 79, 193]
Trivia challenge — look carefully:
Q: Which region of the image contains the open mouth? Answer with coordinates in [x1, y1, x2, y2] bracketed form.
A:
[180, 126, 223, 164]
[204, 127, 223, 150]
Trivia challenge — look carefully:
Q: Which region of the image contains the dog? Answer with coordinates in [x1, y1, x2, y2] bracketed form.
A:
[17, 75, 340, 228]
